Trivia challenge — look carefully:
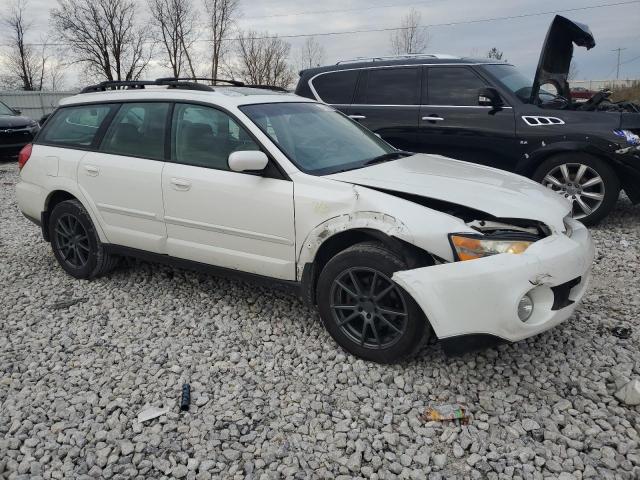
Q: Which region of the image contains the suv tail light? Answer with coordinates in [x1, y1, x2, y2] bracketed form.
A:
[18, 143, 33, 170]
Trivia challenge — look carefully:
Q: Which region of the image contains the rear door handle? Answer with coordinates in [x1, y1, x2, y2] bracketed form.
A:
[422, 116, 445, 122]
[170, 178, 191, 191]
[348, 115, 366, 120]
[84, 165, 99, 176]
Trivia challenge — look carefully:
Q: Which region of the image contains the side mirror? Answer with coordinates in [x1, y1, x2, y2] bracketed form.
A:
[478, 87, 504, 108]
[12, 108, 22, 115]
[228, 150, 269, 172]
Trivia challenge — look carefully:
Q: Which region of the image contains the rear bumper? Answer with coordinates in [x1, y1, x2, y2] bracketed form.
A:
[392, 218, 594, 343]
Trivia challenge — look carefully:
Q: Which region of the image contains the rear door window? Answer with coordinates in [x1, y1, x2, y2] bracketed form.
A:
[311, 70, 359, 104]
[100, 103, 170, 160]
[362, 67, 420, 105]
[39, 105, 113, 147]
[427, 67, 487, 106]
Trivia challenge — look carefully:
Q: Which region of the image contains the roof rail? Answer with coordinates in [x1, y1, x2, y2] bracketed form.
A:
[155, 77, 245, 86]
[79, 77, 287, 94]
[336, 53, 460, 65]
[243, 84, 288, 92]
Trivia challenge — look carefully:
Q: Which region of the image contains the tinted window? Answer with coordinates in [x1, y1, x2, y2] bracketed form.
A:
[312, 70, 359, 104]
[363, 68, 419, 105]
[100, 103, 169, 159]
[427, 67, 486, 106]
[173, 104, 259, 170]
[39, 105, 113, 147]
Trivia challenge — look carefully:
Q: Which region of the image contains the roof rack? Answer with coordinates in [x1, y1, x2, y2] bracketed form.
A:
[336, 53, 460, 65]
[79, 77, 288, 94]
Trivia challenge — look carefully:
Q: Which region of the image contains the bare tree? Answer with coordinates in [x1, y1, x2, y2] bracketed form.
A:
[203, 0, 239, 82]
[297, 36, 326, 71]
[390, 8, 429, 55]
[235, 31, 295, 88]
[1, 0, 43, 90]
[148, 0, 198, 78]
[51, 0, 152, 82]
[486, 47, 506, 62]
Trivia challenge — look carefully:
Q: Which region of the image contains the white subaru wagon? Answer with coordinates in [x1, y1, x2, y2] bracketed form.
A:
[15, 79, 595, 363]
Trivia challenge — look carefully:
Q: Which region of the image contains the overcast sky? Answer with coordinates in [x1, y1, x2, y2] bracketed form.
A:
[1, 0, 639, 89]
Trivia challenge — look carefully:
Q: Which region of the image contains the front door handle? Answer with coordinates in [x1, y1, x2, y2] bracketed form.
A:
[422, 115, 445, 122]
[84, 165, 99, 176]
[170, 178, 191, 191]
[349, 115, 366, 120]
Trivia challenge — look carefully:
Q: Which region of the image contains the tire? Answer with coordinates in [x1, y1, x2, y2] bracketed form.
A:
[49, 199, 118, 279]
[316, 241, 430, 363]
[532, 153, 620, 225]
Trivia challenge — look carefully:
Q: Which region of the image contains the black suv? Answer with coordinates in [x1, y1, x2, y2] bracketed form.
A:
[295, 16, 640, 225]
[0, 100, 40, 160]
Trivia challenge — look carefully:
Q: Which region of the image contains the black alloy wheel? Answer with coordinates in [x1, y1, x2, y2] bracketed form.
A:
[54, 213, 91, 269]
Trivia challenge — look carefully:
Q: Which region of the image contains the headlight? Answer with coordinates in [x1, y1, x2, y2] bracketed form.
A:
[449, 234, 533, 261]
[614, 129, 640, 145]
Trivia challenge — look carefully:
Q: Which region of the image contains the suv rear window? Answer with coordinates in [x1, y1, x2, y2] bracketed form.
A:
[100, 103, 170, 160]
[312, 70, 359, 104]
[427, 67, 486, 106]
[39, 105, 113, 147]
[363, 67, 420, 105]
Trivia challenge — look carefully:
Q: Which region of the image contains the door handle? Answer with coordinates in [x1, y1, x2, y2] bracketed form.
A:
[170, 178, 191, 191]
[84, 165, 99, 176]
[348, 115, 366, 120]
[422, 116, 445, 122]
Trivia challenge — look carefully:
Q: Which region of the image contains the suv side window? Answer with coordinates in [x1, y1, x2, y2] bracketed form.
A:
[38, 105, 113, 147]
[362, 67, 420, 105]
[100, 102, 170, 160]
[427, 67, 487, 106]
[172, 103, 260, 170]
[312, 70, 359, 104]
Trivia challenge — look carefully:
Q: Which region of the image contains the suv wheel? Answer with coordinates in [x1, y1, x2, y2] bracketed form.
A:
[532, 153, 620, 225]
[316, 242, 429, 363]
[49, 199, 118, 279]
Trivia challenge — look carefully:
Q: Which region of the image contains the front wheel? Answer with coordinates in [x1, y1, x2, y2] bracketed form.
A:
[532, 154, 620, 225]
[316, 242, 430, 363]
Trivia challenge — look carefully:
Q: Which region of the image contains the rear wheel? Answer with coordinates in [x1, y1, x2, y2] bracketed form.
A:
[316, 242, 429, 363]
[49, 199, 118, 279]
[532, 153, 620, 225]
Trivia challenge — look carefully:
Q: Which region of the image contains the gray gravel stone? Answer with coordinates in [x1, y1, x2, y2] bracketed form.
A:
[0, 163, 638, 478]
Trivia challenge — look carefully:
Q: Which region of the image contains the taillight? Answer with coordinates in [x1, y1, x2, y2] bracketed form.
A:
[18, 143, 33, 170]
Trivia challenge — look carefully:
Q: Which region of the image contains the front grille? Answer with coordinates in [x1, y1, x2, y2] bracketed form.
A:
[551, 277, 581, 310]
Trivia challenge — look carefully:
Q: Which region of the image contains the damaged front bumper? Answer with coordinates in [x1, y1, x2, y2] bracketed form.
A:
[392, 218, 595, 348]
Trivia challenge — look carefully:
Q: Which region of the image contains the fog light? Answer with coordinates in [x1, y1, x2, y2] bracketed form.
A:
[518, 294, 534, 322]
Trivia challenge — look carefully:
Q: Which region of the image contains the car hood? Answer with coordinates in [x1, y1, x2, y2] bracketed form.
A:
[530, 15, 595, 103]
[0, 115, 34, 128]
[326, 154, 571, 231]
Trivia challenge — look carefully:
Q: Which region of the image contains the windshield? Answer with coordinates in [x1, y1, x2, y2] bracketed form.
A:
[0, 102, 15, 116]
[484, 64, 557, 104]
[240, 102, 397, 175]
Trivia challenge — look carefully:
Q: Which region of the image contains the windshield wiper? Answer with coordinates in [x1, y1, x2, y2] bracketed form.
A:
[363, 151, 412, 166]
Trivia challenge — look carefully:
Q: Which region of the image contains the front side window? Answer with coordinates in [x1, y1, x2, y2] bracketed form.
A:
[100, 103, 169, 160]
[172, 103, 260, 170]
[240, 102, 397, 175]
[363, 67, 420, 105]
[312, 70, 359, 104]
[39, 104, 113, 147]
[427, 67, 487, 106]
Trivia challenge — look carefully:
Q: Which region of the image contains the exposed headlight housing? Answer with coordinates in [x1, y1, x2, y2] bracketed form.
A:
[614, 129, 640, 146]
[449, 234, 534, 261]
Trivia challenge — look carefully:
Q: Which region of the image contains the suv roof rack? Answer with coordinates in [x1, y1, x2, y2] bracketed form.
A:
[80, 77, 288, 94]
[336, 53, 460, 65]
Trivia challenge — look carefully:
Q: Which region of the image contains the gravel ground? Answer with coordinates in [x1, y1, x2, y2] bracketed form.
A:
[1, 160, 639, 480]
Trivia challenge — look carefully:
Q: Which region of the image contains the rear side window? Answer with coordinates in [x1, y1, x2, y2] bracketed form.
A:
[312, 70, 359, 104]
[172, 103, 260, 170]
[100, 103, 170, 160]
[427, 67, 487, 106]
[39, 105, 113, 147]
[363, 67, 420, 105]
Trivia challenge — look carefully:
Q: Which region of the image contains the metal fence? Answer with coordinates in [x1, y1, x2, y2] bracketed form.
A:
[0, 91, 77, 119]
[570, 79, 639, 91]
